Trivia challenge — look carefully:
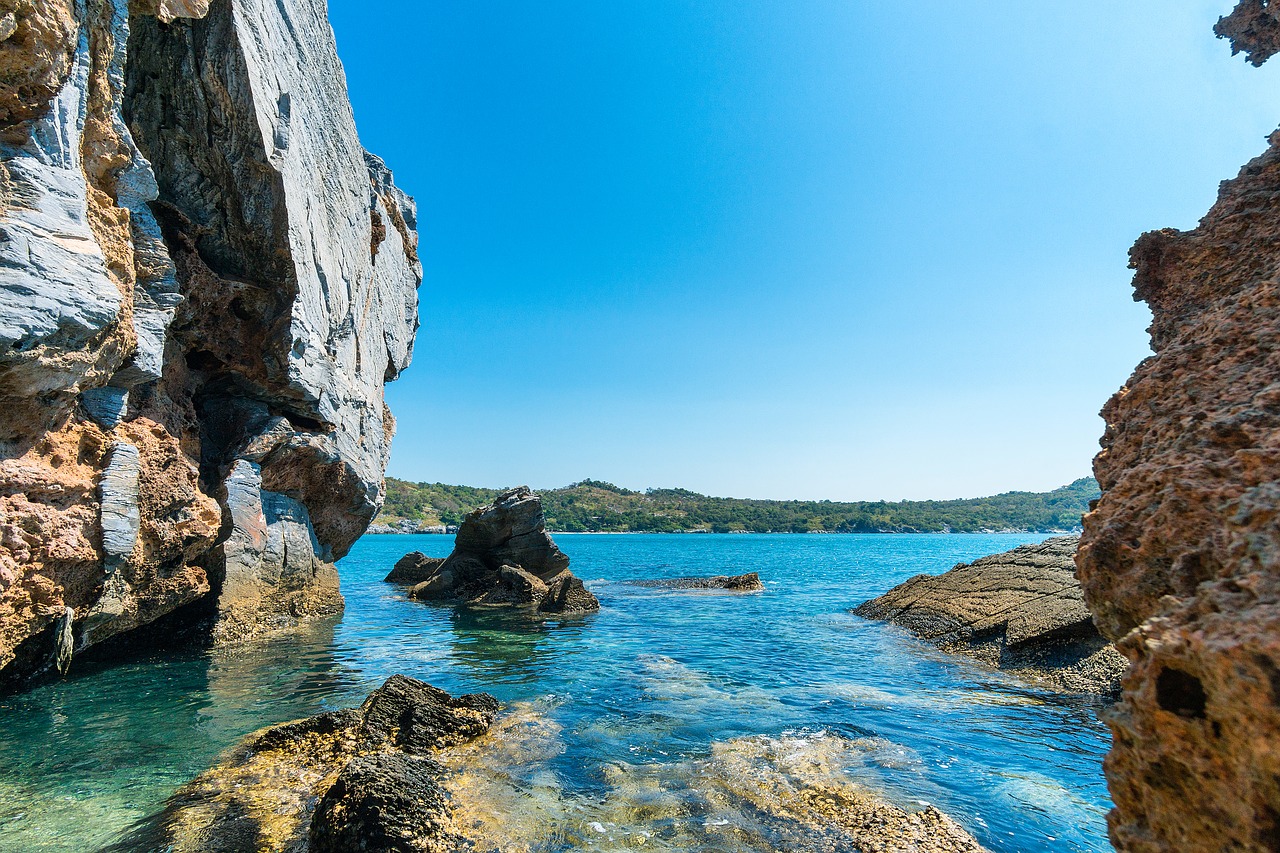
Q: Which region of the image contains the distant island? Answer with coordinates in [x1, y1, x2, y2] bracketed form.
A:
[373, 477, 1099, 534]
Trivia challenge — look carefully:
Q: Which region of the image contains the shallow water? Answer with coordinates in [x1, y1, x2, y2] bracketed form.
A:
[0, 533, 1113, 852]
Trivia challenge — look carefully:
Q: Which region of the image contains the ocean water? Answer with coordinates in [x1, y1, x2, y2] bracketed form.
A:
[0, 533, 1113, 852]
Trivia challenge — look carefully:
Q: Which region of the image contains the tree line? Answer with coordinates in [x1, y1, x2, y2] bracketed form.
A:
[379, 477, 1099, 534]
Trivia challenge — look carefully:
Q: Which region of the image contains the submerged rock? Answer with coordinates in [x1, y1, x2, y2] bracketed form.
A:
[443, 713, 987, 853]
[108, 675, 497, 853]
[632, 572, 765, 591]
[401, 487, 600, 615]
[855, 537, 1126, 695]
[1074, 7, 1280, 847]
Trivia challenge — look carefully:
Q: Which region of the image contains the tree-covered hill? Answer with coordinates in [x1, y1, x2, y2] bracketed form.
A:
[378, 477, 1099, 534]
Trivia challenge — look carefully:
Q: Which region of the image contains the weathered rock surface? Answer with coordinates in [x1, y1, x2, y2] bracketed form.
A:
[632, 572, 765, 591]
[857, 537, 1126, 695]
[0, 0, 419, 690]
[1074, 7, 1280, 848]
[404, 487, 600, 615]
[107, 675, 498, 853]
[384, 551, 445, 584]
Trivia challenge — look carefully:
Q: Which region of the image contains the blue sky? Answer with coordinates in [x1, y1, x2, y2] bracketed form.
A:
[328, 1, 1280, 501]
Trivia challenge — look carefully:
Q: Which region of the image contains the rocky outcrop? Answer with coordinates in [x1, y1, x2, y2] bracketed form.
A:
[1074, 7, 1280, 849]
[0, 0, 420, 690]
[107, 675, 499, 852]
[856, 537, 1126, 695]
[632, 572, 765, 591]
[404, 487, 600, 615]
[384, 551, 445, 585]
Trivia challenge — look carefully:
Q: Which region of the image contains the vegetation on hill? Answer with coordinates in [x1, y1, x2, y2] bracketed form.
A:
[378, 477, 1099, 534]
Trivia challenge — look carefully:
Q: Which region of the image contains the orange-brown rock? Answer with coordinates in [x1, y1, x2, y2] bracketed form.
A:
[1076, 5, 1280, 849]
[0, 0, 78, 137]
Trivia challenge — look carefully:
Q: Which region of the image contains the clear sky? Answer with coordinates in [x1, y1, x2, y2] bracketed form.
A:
[327, 0, 1280, 501]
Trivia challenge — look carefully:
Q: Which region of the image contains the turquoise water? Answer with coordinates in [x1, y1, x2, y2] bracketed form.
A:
[0, 533, 1113, 851]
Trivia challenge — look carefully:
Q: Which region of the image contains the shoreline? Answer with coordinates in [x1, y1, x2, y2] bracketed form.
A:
[367, 528, 1081, 537]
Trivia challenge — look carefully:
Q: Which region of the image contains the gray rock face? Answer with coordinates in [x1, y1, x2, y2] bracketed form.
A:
[80, 386, 129, 428]
[854, 537, 1126, 695]
[0, 0, 420, 687]
[405, 487, 600, 615]
[0, 3, 122, 416]
[213, 460, 341, 643]
[98, 441, 141, 571]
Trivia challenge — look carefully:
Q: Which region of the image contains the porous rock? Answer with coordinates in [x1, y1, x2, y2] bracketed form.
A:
[309, 752, 456, 853]
[0, 0, 420, 689]
[857, 537, 1126, 695]
[106, 675, 497, 853]
[404, 487, 599, 614]
[1076, 9, 1280, 848]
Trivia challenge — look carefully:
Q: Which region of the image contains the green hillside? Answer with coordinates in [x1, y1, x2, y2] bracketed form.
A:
[378, 477, 1099, 534]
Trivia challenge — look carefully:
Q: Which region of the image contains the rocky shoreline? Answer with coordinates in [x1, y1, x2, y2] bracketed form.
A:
[855, 537, 1126, 696]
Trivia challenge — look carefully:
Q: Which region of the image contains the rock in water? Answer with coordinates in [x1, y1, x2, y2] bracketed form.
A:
[402, 487, 600, 614]
[107, 675, 498, 853]
[0, 0, 420, 691]
[1074, 9, 1280, 848]
[855, 537, 1126, 695]
[385, 552, 447, 584]
[632, 572, 765, 591]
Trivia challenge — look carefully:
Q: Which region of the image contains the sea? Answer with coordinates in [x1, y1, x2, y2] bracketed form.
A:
[0, 533, 1113, 852]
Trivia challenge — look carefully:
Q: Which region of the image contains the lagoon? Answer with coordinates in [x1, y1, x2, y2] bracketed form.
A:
[0, 533, 1111, 852]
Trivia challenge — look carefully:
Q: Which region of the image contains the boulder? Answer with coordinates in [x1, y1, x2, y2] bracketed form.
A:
[402, 488, 599, 615]
[632, 572, 765, 591]
[855, 537, 1126, 695]
[539, 571, 600, 614]
[385, 552, 447, 584]
[106, 675, 497, 853]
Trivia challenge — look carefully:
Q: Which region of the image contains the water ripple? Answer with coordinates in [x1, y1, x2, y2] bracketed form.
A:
[0, 533, 1112, 852]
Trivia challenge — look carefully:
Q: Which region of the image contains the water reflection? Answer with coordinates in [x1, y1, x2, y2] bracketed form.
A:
[447, 606, 591, 685]
[0, 618, 368, 852]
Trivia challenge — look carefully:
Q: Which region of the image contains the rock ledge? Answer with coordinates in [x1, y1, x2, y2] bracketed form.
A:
[856, 536, 1125, 694]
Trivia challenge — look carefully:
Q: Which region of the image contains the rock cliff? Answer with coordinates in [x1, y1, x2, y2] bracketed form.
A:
[1076, 4, 1280, 848]
[856, 537, 1126, 695]
[0, 0, 419, 690]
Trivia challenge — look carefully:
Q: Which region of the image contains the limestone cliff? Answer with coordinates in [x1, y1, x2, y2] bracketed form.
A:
[1076, 3, 1280, 848]
[0, 0, 420, 690]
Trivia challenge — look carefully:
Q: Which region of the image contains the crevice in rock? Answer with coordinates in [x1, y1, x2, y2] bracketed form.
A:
[1156, 667, 1207, 719]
